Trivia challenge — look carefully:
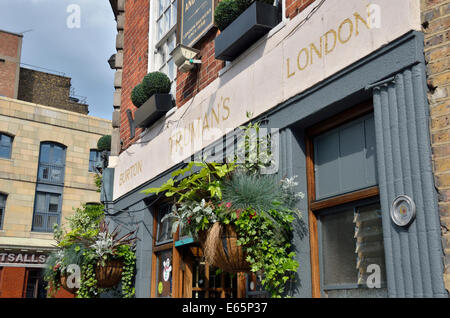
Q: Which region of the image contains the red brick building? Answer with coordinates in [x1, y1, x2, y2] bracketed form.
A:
[0, 30, 22, 99]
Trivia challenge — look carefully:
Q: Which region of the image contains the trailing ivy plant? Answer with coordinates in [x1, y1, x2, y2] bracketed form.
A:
[44, 204, 137, 298]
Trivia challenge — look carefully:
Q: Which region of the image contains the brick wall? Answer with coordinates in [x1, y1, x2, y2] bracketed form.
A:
[0, 267, 26, 298]
[119, 0, 149, 151]
[0, 30, 22, 99]
[175, 0, 316, 108]
[176, 30, 225, 108]
[421, 0, 450, 292]
[285, 0, 315, 19]
[18, 68, 89, 115]
[118, 0, 317, 152]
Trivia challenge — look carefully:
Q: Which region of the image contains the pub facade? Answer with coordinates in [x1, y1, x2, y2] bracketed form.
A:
[105, 0, 450, 297]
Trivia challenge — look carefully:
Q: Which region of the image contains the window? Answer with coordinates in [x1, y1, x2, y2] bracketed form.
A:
[152, 203, 174, 298]
[0, 193, 6, 230]
[0, 133, 13, 159]
[319, 201, 387, 297]
[306, 102, 387, 298]
[37, 142, 66, 184]
[32, 192, 62, 232]
[149, 0, 177, 93]
[89, 149, 102, 172]
[24, 268, 48, 298]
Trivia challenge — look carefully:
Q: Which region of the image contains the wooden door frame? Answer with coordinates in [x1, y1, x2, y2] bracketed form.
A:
[305, 100, 379, 298]
[150, 202, 247, 298]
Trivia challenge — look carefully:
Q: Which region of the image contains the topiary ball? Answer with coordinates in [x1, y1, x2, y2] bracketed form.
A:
[97, 135, 111, 152]
[214, 0, 241, 31]
[131, 83, 148, 108]
[141, 71, 171, 98]
[234, 0, 252, 12]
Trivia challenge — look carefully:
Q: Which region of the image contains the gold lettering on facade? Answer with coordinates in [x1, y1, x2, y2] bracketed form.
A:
[286, 58, 296, 78]
[286, 10, 373, 79]
[170, 97, 232, 155]
[222, 97, 230, 120]
[297, 47, 309, 71]
[338, 18, 353, 44]
[119, 160, 143, 186]
[310, 37, 323, 65]
[354, 12, 370, 36]
[325, 29, 337, 55]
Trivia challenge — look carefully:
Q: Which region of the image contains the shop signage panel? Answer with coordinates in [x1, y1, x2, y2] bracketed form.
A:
[0, 251, 48, 267]
[181, 0, 215, 47]
[113, 0, 421, 200]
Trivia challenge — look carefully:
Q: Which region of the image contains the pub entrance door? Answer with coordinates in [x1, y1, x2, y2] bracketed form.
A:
[178, 245, 246, 298]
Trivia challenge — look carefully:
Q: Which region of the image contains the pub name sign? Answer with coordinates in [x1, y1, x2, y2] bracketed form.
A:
[181, 0, 215, 47]
[0, 252, 47, 266]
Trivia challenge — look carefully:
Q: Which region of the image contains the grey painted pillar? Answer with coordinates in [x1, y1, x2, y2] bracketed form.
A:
[275, 127, 311, 297]
[372, 63, 447, 298]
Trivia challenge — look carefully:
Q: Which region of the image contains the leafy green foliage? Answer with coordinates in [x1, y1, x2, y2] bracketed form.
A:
[215, 0, 276, 31]
[115, 245, 136, 298]
[141, 71, 171, 98]
[142, 161, 235, 202]
[142, 121, 304, 297]
[163, 199, 218, 238]
[214, 0, 241, 31]
[44, 204, 137, 298]
[130, 83, 148, 108]
[97, 135, 111, 152]
[235, 208, 298, 297]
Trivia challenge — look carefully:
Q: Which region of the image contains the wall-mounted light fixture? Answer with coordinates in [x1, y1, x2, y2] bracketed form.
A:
[170, 44, 201, 73]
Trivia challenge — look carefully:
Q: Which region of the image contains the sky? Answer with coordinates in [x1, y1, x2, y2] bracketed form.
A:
[0, 0, 117, 120]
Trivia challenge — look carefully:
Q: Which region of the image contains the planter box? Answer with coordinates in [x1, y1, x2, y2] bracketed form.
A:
[134, 93, 174, 128]
[215, 1, 279, 61]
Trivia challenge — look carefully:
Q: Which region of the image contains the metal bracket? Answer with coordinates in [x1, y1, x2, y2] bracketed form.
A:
[126, 109, 135, 140]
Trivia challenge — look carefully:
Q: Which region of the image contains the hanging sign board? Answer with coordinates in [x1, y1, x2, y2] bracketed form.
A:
[180, 0, 215, 47]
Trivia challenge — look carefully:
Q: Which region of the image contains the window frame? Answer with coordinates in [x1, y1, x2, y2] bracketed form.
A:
[0, 193, 7, 230]
[151, 202, 177, 298]
[88, 149, 102, 173]
[0, 132, 13, 159]
[31, 191, 62, 233]
[305, 100, 382, 298]
[37, 142, 67, 185]
[149, 0, 178, 93]
[317, 198, 387, 294]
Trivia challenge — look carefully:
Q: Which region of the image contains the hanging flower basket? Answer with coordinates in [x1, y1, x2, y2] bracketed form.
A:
[95, 259, 124, 288]
[60, 274, 79, 294]
[203, 223, 250, 273]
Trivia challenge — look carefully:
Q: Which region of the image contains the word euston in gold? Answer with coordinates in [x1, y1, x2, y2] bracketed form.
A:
[286, 11, 374, 79]
[119, 160, 143, 186]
